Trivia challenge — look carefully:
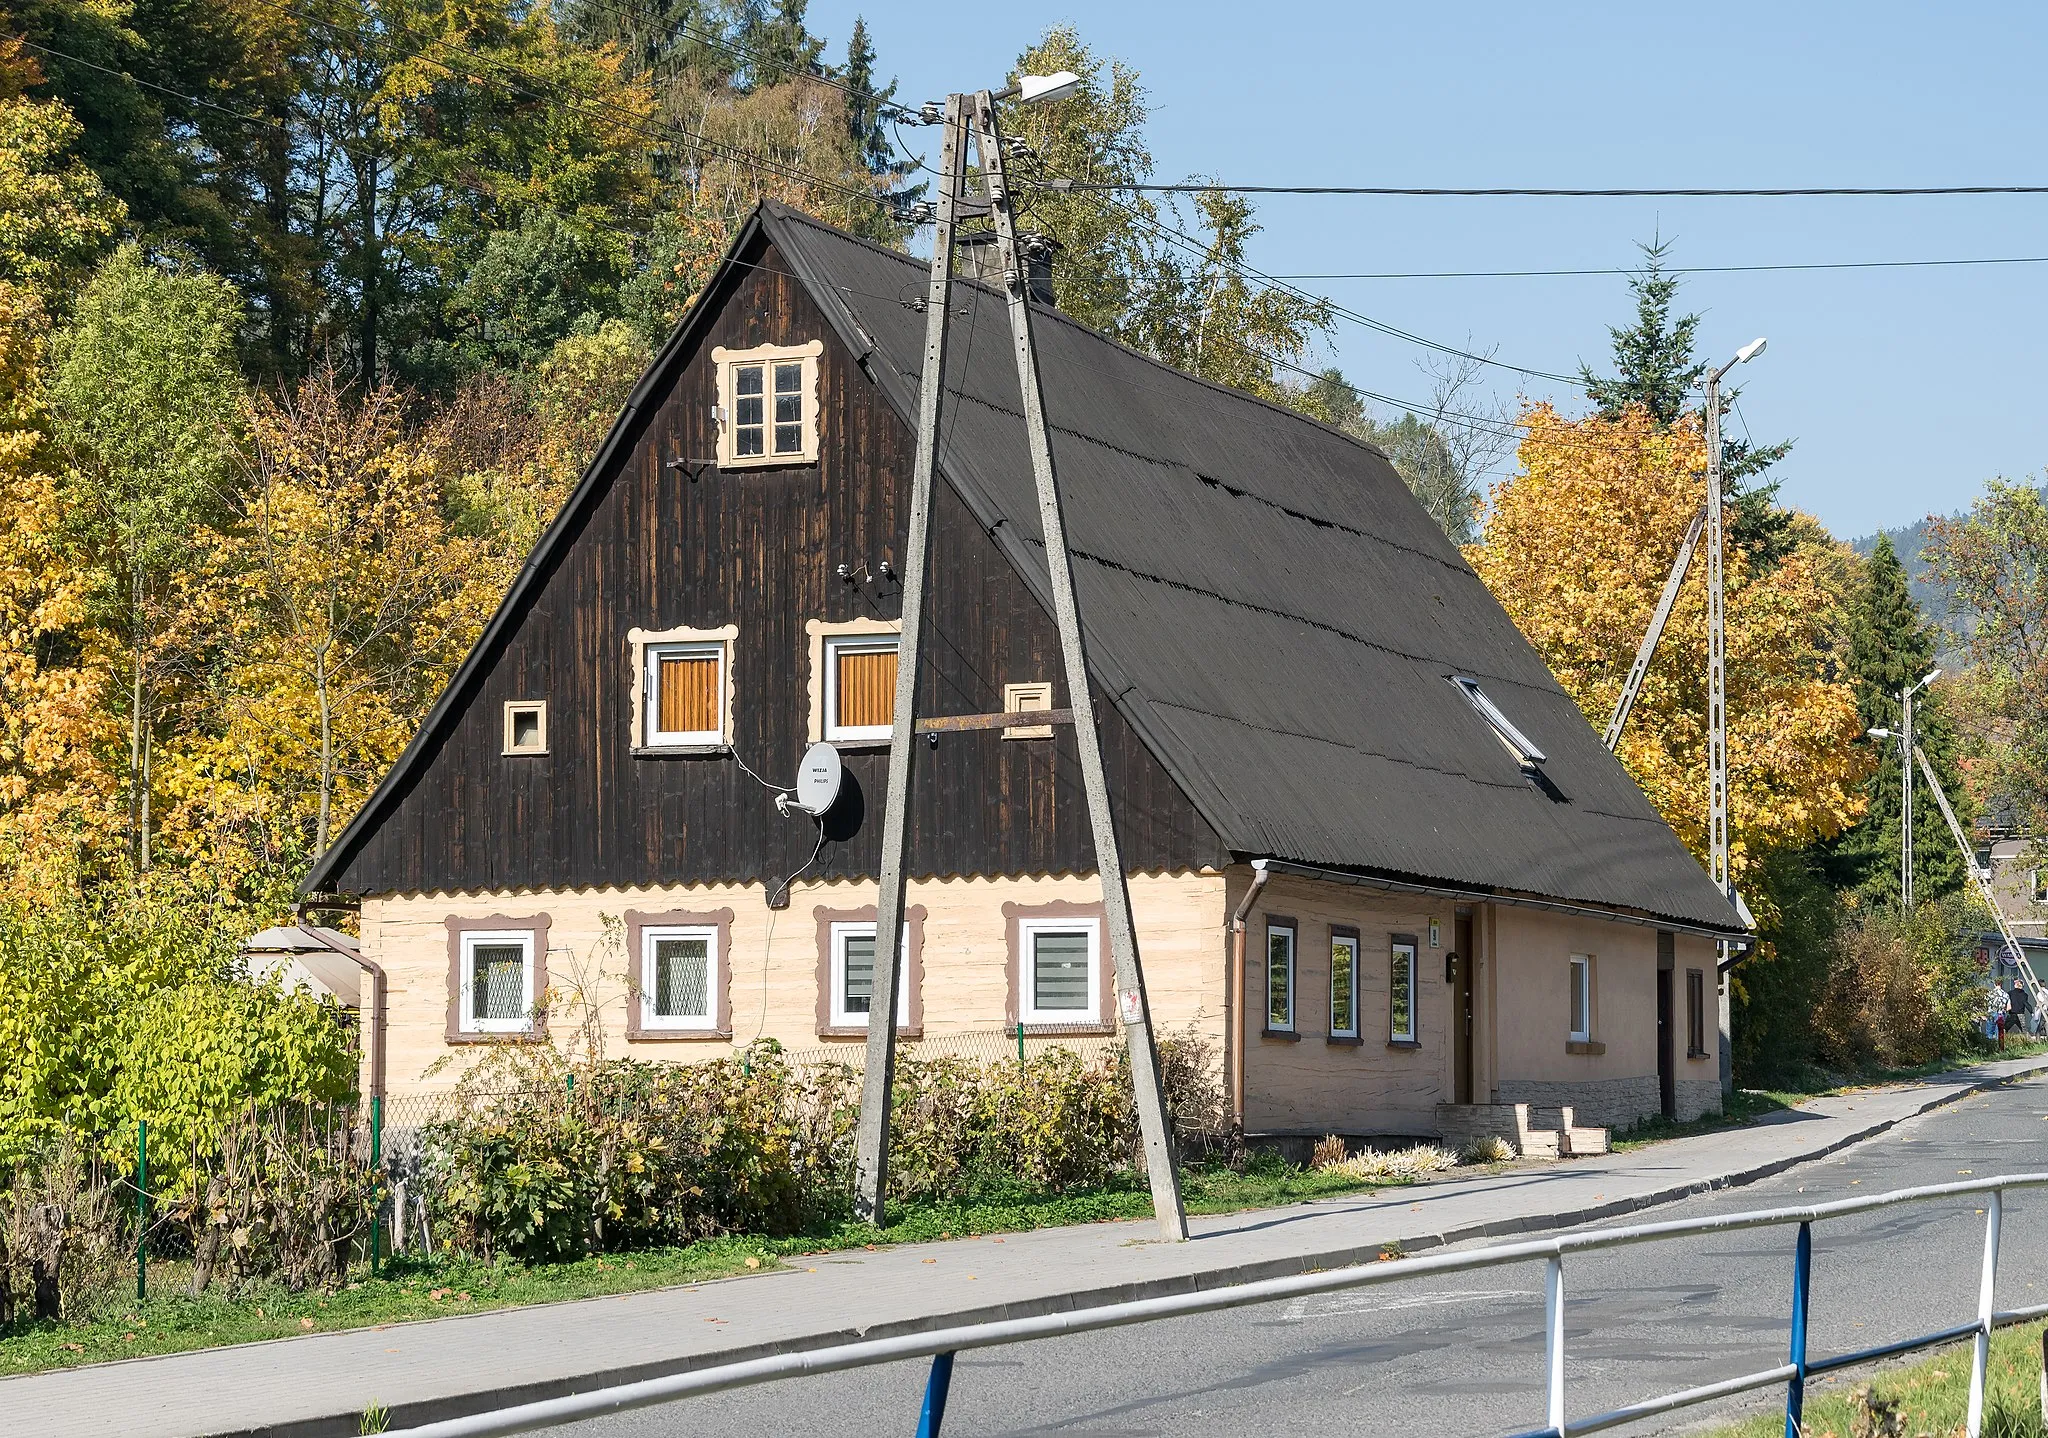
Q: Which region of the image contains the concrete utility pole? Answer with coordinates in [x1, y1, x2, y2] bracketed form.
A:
[971, 90, 1188, 1242]
[852, 73, 1187, 1240]
[1703, 337, 1765, 1099]
[852, 93, 966, 1223]
[1875, 668, 1940, 914]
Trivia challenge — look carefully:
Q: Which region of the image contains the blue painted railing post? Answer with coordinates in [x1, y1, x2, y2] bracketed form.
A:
[915, 1351, 957, 1438]
[1784, 1220, 1813, 1438]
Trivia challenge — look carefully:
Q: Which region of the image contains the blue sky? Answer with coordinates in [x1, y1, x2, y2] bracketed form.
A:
[805, 0, 2048, 539]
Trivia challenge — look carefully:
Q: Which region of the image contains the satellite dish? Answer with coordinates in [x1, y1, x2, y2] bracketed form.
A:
[790, 742, 844, 817]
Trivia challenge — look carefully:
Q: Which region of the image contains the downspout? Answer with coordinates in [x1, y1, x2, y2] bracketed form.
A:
[1227, 859, 1273, 1133]
[295, 898, 382, 1103]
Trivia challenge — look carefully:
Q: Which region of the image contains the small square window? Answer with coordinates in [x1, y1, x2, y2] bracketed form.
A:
[460, 930, 535, 1034]
[1021, 918, 1101, 1026]
[1330, 930, 1360, 1039]
[1390, 937, 1417, 1042]
[645, 641, 726, 746]
[714, 342, 821, 467]
[1003, 681, 1055, 740]
[503, 700, 547, 755]
[1266, 921, 1295, 1032]
[830, 921, 912, 1029]
[825, 636, 898, 742]
[1569, 954, 1593, 1043]
[640, 925, 718, 1032]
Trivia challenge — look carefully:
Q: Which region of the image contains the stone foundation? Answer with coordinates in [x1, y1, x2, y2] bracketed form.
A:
[1494, 1075, 1660, 1129]
[1676, 1078, 1721, 1123]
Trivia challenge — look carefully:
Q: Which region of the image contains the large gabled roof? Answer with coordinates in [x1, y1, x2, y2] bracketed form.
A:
[309, 201, 1741, 933]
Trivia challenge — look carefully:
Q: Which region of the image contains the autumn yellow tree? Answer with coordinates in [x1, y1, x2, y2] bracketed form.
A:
[1470, 403, 1869, 899]
[161, 371, 495, 891]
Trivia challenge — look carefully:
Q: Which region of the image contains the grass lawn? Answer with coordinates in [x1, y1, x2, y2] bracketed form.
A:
[1703, 1320, 2048, 1437]
[0, 1155, 1406, 1378]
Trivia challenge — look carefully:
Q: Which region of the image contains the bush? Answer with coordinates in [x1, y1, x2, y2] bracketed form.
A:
[1814, 898, 1989, 1070]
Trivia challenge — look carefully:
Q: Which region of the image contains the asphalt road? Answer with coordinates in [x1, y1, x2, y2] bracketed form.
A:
[541, 1078, 2048, 1437]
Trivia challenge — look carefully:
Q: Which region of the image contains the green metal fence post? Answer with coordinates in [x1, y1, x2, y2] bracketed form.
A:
[369, 1095, 383, 1278]
[135, 1120, 147, 1303]
[565, 1071, 575, 1099]
[1017, 1022, 1025, 1069]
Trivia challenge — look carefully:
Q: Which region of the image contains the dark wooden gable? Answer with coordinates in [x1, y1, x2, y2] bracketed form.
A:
[319, 234, 1226, 896]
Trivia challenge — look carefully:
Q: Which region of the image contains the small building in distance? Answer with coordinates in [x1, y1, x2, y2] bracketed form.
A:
[303, 202, 1745, 1144]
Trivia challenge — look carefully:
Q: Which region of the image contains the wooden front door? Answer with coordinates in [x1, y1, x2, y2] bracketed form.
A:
[1454, 913, 1475, 1104]
[1657, 967, 1676, 1120]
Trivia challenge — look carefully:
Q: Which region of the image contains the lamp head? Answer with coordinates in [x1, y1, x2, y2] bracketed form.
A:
[1867, 727, 1893, 739]
[1735, 337, 1768, 364]
[1016, 71, 1081, 105]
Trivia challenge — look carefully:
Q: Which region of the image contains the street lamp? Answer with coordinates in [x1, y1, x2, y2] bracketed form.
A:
[1703, 337, 1765, 1099]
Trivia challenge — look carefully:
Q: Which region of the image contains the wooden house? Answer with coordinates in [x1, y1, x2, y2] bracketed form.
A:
[304, 202, 1745, 1140]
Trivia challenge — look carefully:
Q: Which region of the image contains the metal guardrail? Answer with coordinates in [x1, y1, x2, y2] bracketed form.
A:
[384, 1173, 2048, 1438]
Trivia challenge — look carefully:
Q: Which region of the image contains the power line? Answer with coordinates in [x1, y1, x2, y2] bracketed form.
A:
[1272, 254, 2048, 280]
[1046, 180, 2048, 199]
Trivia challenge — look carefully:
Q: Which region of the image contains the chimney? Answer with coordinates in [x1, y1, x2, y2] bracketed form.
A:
[953, 230, 1060, 307]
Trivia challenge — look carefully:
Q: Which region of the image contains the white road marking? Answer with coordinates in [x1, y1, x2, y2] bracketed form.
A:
[1281, 1288, 1532, 1321]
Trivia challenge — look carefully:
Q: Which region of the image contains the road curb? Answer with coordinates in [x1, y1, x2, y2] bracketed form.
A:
[215, 1058, 2048, 1437]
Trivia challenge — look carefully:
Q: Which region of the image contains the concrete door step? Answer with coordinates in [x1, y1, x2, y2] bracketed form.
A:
[1434, 1101, 1610, 1158]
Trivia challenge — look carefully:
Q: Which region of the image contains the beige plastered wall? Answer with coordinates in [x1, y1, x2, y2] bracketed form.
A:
[1224, 868, 1460, 1138]
[1487, 906, 1721, 1125]
[362, 870, 1229, 1096]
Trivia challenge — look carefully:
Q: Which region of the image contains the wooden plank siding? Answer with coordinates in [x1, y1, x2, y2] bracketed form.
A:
[323, 235, 1226, 896]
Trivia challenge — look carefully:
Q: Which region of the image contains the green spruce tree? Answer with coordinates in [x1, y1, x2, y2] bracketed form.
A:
[1580, 239, 1795, 562]
[1826, 535, 1968, 906]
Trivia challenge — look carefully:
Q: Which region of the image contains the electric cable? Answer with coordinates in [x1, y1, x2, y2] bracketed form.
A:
[1049, 180, 2048, 198]
[1269, 254, 2048, 280]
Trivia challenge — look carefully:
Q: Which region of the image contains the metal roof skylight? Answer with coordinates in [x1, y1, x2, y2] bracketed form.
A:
[1450, 676, 1547, 769]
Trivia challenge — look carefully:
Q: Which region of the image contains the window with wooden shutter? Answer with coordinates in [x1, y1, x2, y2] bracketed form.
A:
[645, 642, 725, 745]
[826, 637, 897, 741]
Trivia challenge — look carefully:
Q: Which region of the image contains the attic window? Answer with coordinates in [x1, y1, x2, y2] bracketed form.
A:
[1450, 675, 1547, 769]
[712, 341, 822, 467]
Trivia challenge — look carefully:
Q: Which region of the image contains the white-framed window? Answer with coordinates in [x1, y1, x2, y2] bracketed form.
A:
[1389, 936, 1417, 1042]
[460, 929, 535, 1034]
[712, 340, 822, 467]
[2032, 869, 2047, 905]
[1266, 920, 1296, 1032]
[503, 700, 547, 755]
[643, 639, 727, 746]
[639, 924, 718, 1032]
[1569, 954, 1594, 1042]
[1003, 681, 1055, 740]
[830, 921, 912, 1029]
[823, 635, 899, 742]
[1020, 916, 1101, 1026]
[1330, 929, 1360, 1039]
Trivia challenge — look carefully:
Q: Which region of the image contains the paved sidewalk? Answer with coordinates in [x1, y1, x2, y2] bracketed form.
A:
[13, 1054, 2048, 1438]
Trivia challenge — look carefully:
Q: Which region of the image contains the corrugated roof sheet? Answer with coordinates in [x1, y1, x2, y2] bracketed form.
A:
[765, 203, 1740, 930]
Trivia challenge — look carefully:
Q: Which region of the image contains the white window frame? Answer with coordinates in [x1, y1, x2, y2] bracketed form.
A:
[1266, 921, 1296, 1033]
[1389, 937, 1418, 1042]
[1330, 930, 1360, 1039]
[502, 700, 548, 755]
[822, 634, 900, 743]
[712, 340, 823, 468]
[1019, 915, 1102, 1027]
[829, 921, 912, 1029]
[629, 625, 737, 750]
[1569, 953, 1594, 1043]
[460, 929, 536, 1035]
[639, 924, 720, 1033]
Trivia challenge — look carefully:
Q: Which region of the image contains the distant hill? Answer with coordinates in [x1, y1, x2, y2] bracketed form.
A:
[1848, 514, 1956, 638]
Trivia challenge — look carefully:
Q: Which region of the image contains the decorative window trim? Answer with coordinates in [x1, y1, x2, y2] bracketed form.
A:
[628, 624, 737, 751]
[813, 905, 924, 1038]
[444, 914, 551, 1044]
[1568, 952, 1596, 1044]
[1329, 925, 1361, 1040]
[712, 340, 823, 468]
[1389, 932, 1419, 1044]
[805, 617, 901, 746]
[1005, 900, 1113, 1034]
[503, 700, 548, 755]
[1002, 681, 1055, 740]
[1264, 916, 1297, 1037]
[624, 908, 734, 1041]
